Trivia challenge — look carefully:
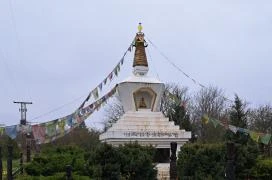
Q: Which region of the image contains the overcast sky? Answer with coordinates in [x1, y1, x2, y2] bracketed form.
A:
[0, 0, 271, 128]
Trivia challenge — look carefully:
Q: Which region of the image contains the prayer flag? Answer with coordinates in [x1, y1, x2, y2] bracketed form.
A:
[0, 127, 5, 135]
[220, 118, 229, 129]
[96, 103, 101, 111]
[92, 88, 99, 100]
[117, 64, 120, 72]
[120, 57, 124, 65]
[32, 124, 46, 144]
[103, 78, 107, 85]
[249, 131, 260, 142]
[238, 128, 249, 135]
[229, 125, 238, 134]
[57, 119, 66, 135]
[5, 125, 18, 139]
[66, 114, 74, 127]
[79, 102, 85, 110]
[260, 134, 271, 145]
[75, 113, 83, 124]
[114, 67, 118, 76]
[98, 83, 103, 91]
[202, 114, 209, 124]
[108, 72, 113, 81]
[210, 118, 220, 128]
[128, 46, 132, 52]
[101, 96, 106, 103]
[86, 93, 91, 102]
[20, 124, 32, 134]
[46, 121, 57, 138]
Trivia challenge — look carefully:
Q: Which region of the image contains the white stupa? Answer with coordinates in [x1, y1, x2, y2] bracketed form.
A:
[99, 24, 191, 179]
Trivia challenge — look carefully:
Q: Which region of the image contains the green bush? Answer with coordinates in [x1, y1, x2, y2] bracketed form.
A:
[177, 143, 226, 179]
[25, 146, 86, 176]
[25, 142, 157, 179]
[249, 158, 272, 178]
[17, 172, 90, 180]
[85, 143, 157, 180]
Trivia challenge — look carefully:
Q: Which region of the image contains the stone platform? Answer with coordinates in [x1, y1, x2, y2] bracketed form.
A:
[100, 109, 191, 148]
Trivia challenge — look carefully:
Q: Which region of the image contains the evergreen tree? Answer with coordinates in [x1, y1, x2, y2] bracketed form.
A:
[161, 84, 192, 131]
[226, 94, 248, 144]
[225, 94, 259, 178]
[171, 103, 191, 131]
[230, 94, 248, 128]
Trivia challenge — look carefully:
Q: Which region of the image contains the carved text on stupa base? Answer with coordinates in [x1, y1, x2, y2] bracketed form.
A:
[123, 131, 179, 138]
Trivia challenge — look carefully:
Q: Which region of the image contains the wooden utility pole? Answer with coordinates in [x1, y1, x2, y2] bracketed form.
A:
[13, 101, 32, 162]
[13, 101, 32, 125]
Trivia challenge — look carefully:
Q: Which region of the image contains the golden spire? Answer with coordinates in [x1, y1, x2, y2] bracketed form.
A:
[133, 23, 148, 68]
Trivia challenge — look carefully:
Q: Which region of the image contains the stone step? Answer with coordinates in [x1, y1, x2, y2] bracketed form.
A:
[114, 123, 176, 127]
[111, 123, 179, 129]
[111, 127, 180, 131]
[156, 163, 170, 180]
[123, 112, 165, 118]
[116, 120, 175, 126]
[119, 117, 170, 122]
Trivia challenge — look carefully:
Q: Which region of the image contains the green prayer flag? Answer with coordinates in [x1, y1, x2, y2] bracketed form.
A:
[117, 63, 120, 72]
[114, 67, 118, 76]
[260, 134, 271, 145]
[210, 118, 220, 128]
[46, 122, 57, 137]
[92, 88, 99, 100]
[202, 114, 209, 124]
[58, 119, 66, 135]
[249, 131, 260, 142]
[0, 127, 4, 135]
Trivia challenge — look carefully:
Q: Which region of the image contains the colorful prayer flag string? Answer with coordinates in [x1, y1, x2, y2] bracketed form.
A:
[78, 42, 132, 109]
[202, 115, 272, 145]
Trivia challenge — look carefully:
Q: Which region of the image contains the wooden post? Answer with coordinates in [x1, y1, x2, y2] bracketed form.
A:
[26, 144, 30, 162]
[226, 142, 236, 180]
[20, 153, 23, 174]
[170, 142, 177, 180]
[7, 146, 13, 180]
[66, 165, 72, 180]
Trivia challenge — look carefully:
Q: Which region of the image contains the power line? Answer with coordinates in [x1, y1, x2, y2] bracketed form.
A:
[29, 46, 131, 121]
[29, 94, 86, 121]
[8, 0, 31, 101]
[146, 36, 233, 103]
[0, 48, 19, 99]
[146, 47, 160, 80]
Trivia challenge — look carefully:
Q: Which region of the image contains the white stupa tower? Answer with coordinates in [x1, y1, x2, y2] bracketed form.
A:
[99, 24, 191, 179]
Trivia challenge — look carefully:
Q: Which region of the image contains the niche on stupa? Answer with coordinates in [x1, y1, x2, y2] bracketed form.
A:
[133, 87, 157, 111]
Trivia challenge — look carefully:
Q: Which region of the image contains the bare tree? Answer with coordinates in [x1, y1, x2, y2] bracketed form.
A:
[191, 86, 228, 142]
[103, 97, 124, 131]
[161, 83, 190, 119]
[248, 104, 272, 134]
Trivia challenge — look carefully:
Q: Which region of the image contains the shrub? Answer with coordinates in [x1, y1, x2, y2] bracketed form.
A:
[177, 143, 226, 179]
[249, 158, 272, 178]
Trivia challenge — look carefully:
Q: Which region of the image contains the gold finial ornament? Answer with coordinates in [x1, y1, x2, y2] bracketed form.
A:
[138, 23, 143, 32]
[133, 23, 149, 76]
